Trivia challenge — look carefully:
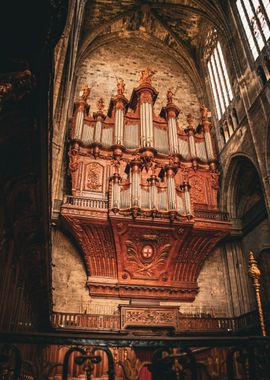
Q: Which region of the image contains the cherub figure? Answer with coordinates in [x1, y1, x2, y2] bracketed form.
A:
[200, 104, 209, 119]
[117, 78, 125, 95]
[139, 67, 156, 84]
[79, 84, 91, 101]
[97, 97, 104, 111]
[167, 88, 175, 104]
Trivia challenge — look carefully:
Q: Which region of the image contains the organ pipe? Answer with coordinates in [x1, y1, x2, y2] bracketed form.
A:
[166, 166, 176, 210]
[139, 92, 154, 147]
[111, 173, 121, 209]
[186, 114, 196, 159]
[200, 105, 215, 161]
[148, 175, 158, 209]
[130, 159, 141, 208]
[182, 181, 191, 215]
[166, 99, 180, 155]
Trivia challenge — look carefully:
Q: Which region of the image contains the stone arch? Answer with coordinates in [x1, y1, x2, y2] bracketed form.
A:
[221, 154, 266, 220]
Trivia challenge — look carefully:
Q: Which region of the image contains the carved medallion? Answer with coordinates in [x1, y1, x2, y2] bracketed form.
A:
[85, 162, 103, 191]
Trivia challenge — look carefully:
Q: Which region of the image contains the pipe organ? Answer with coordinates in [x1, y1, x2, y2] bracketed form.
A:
[62, 69, 231, 302]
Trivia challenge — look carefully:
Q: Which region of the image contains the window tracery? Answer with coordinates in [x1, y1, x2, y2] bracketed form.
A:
[236, 0, 270, 60]
[205, 31, 233, 121]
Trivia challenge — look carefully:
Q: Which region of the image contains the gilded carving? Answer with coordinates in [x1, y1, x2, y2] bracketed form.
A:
[126, 240, 171, 277]
[139, 67, 156, 85]
[85, 162, 103, 191]
[121, 306, 178, 329]
[189, 175, 206, 204]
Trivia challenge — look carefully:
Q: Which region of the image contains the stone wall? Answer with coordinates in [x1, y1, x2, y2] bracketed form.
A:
[75, 37, 200, 127]
[52, 230, 231, 317]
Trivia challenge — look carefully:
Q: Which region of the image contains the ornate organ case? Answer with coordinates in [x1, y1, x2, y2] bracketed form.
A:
[61, 70, 231, 302]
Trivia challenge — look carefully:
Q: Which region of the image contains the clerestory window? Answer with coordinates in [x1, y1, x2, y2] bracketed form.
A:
[236, 0, 270, 60]
[207, 42, 233, 120]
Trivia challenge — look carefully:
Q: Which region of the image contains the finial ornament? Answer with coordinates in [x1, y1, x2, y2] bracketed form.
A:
[139, 67, 156, 85]
[248, 251, 267, 336]
[79, 84, 91, 101]
[97, 97, 105, 111]
[117, 78, 125, 95]
[167, 88, 175, 104]
[200, 104, 209, 120]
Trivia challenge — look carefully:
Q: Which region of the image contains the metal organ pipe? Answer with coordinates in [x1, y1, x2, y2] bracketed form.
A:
[166, 106, 180, 155]
[74, 102, 85, 140]
[139, 92, 153, 147]
[182, 182, 191, 215]
[168, 118, 179, 154]
[166, 167, 176, 210]
[130, 160, 141, 208]
[111, 173, 121, 209]
[200, 105, 215, 162]
[114, 102, 124, 145]
[204, 129, 215, 161]
[148, 176, 158, 209]
[186, 114, 196, 160]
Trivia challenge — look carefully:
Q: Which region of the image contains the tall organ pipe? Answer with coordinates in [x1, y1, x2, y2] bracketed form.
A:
[182, 182, 191, 215]
[139, 91, 153, 147]
[114, 98, 126, 145]
[186, 114, 196, 160]
[148, 175, 158, 209]
[74, 101, 85, 140]
[166, 104, 180, 155]
[166, 166, 176, 210]
[111, 173, 121, 209]
[130, 159, 141, 208]
[200, 105, 215, 162]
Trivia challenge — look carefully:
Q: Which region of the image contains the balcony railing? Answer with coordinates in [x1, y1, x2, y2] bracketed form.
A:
[63, 195, 108, 209]
[51, 308, 268, 334]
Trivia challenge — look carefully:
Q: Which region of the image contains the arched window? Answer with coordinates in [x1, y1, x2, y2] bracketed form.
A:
[207, 41, 233, 120]
[236, 0, 270, 60]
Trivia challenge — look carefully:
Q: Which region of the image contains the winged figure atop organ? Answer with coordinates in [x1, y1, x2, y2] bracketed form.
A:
[61, 70, 231, 301]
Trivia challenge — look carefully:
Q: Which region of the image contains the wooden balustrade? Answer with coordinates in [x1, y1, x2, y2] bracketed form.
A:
[51, 312, 120, 330]
[51, 310, 265, 333]
[63, 195, 108, 209]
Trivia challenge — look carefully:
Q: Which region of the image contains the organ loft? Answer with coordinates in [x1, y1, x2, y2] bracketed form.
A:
[61, 68, 231, 308]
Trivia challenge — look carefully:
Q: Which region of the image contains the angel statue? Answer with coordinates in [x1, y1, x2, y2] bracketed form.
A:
[79, 84, 91, 101]
[117, 78, 125, 95]
[97, 97, 105, 111]
[167, 88, 175, 104]
[139, 67, 156, 85]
